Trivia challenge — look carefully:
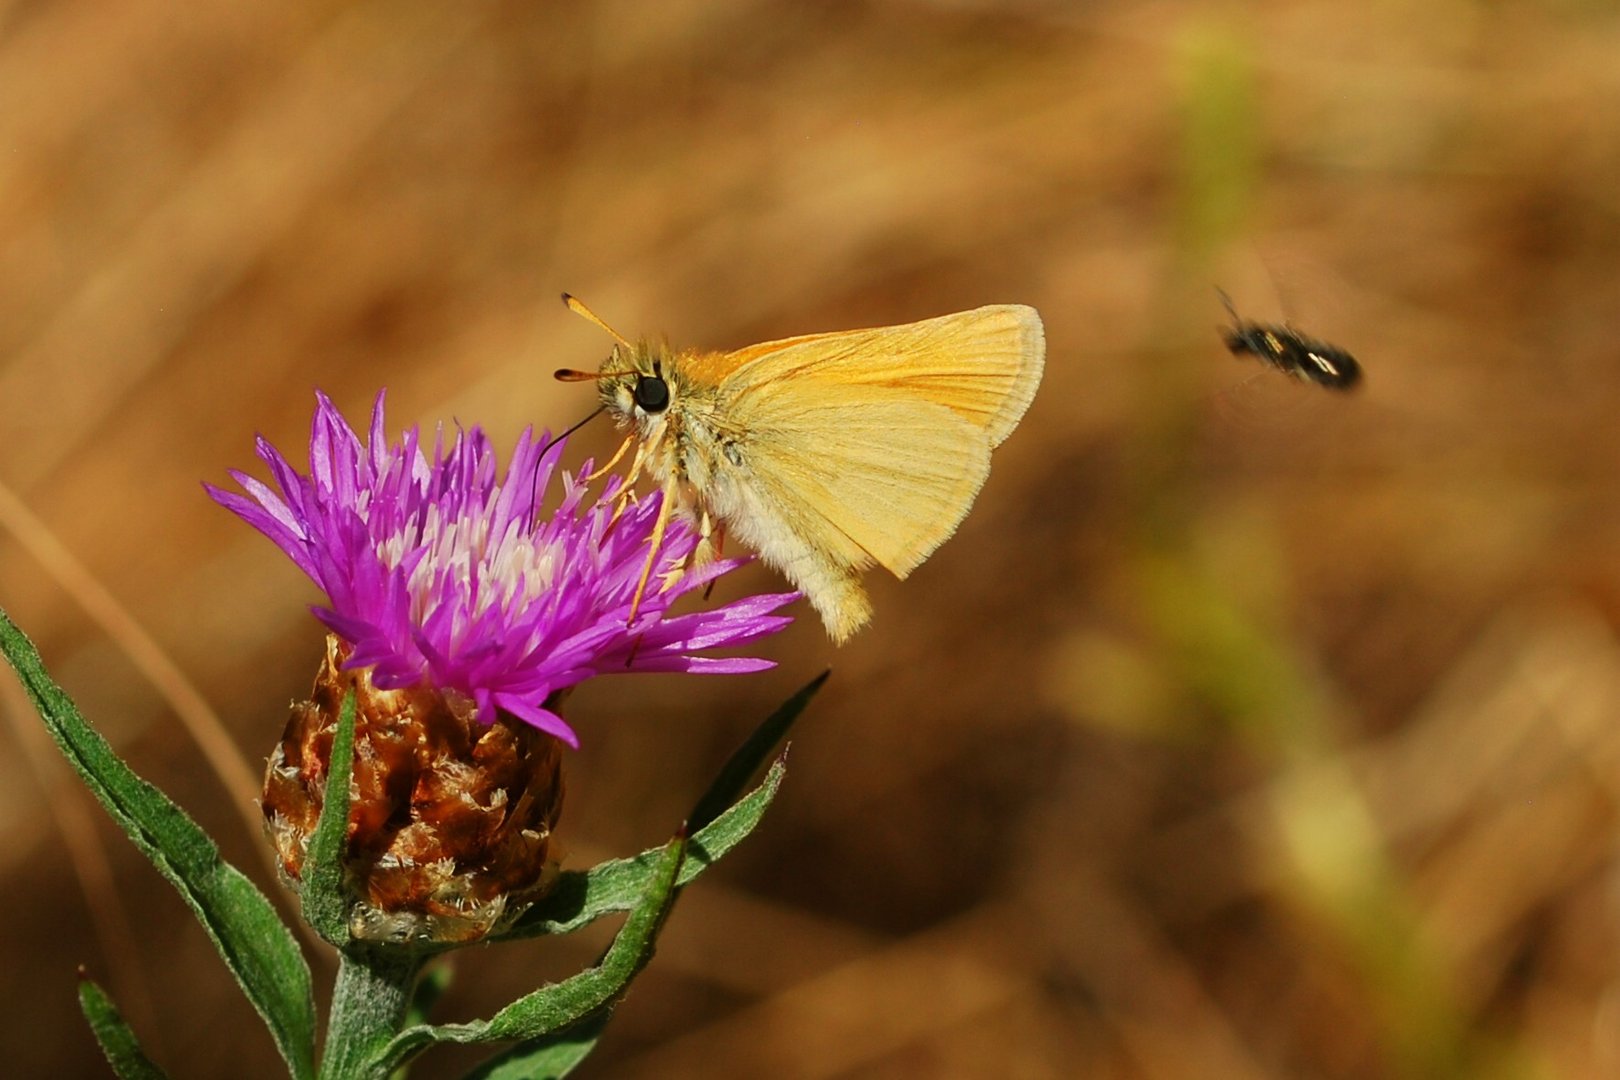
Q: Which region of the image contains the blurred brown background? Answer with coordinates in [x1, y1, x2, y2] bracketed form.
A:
[3, 1, 1619, 1076]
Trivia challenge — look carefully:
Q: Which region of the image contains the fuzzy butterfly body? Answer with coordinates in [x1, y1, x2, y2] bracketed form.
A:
[560, 299, 1045, 642]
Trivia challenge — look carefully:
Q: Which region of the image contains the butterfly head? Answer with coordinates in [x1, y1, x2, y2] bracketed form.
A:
[595, 341, 684, 437]
[554, 294, 686, 438]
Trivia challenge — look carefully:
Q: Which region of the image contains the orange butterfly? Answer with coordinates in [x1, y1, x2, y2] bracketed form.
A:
[556, 297, 1045, 641]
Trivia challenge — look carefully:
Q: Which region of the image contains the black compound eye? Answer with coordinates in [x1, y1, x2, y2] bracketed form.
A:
[633, 374, 670, 413]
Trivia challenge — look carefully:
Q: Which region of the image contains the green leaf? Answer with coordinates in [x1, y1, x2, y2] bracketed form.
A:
[496, 671, 820, 944]
[495, 753, 785, 942]
[0, 609, 317, 1080]
[301, 689, 357, 944]
[368, 674, 817, 1075]
[461, 1010, 612, 1080]
[376, 834, 687, 1074]
[78, 974, 168, 1080]
[688, 669, 825, 832]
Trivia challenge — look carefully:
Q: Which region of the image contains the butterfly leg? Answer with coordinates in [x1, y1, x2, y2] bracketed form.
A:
[659, 507, 719, 595]
[585, 432, 635, 484]
[699, 518, 727, 600]
[690, 511, 724, 566]
[627, 473, 680, 626]
[605, 438, 654, 531]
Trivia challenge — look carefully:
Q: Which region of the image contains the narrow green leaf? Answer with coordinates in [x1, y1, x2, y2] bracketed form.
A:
[461, 1010, 612, 1080]
[480, 832, 680, 1042]
[301, 689, 357, 944]
[377, 835, 687, 1073]
[0, 610, 317, 1080]
[495, 753, 784, 943]
[78, 973, 169, 1080]
[688, 669, 825, 832]
[495, 673, 816, 945]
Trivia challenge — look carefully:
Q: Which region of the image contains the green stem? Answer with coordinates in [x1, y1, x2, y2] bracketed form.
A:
[320, 947, 425, 1080]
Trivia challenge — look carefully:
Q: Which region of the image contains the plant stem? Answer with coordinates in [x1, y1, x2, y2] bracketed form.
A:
[319, 946, 425, 1080]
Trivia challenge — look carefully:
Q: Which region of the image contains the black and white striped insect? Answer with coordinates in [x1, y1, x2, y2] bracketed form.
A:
[1217, 289, 1361, 391]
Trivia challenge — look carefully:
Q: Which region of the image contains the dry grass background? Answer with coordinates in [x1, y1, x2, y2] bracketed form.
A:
[1, 0, 1619, 1076]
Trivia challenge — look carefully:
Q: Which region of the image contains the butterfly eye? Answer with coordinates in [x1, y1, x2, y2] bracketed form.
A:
[633, 374, 671, 414]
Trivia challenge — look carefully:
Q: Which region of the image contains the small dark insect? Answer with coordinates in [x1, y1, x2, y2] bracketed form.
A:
[1217, 289, 1361, 391]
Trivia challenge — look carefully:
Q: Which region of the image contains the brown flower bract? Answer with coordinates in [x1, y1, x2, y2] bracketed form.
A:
[262, 635, 565, 945]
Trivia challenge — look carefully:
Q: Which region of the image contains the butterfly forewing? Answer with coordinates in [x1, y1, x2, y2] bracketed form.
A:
[713, 305, 1044, 445]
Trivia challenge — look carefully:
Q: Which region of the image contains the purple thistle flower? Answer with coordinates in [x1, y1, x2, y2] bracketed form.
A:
[207, 390, 795, 748]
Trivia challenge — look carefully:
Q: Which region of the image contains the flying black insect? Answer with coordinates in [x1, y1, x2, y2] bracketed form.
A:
[1217, 289, 1361, 391]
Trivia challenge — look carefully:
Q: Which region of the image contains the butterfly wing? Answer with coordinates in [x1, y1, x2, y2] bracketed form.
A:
[720, 384, 994, 580]
[692, 305, 1045, 447]
[700, 384, 991, 641]
[706, 305, 1043, 579]
[675, 305, 1043, 640]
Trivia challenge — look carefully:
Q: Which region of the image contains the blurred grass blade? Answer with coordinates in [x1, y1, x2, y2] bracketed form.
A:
[299, 689, 356, 944]
[687, 669, 824, 832]
[1173, 22, 1258, 256]
[495, 752, 785, 942]
[377, 833, 687, 1073]
[461, 1009, 612, 1079]
[78, 973, 168, 1080]
[0, 609, 317, 1080]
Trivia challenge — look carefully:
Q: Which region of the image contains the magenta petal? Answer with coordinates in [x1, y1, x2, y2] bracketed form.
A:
[629, 655, 780, 675]
[494, 693, 580, 748]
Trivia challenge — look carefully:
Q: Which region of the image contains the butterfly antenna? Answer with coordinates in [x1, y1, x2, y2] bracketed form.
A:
[562, 293, 633, 349]
[528, 405, 606, 527]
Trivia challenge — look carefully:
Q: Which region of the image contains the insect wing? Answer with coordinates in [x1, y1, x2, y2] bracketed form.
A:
[709, 305, 1045, 446]
[726, 381, 994, 579]
[706, 306, 1043, 578]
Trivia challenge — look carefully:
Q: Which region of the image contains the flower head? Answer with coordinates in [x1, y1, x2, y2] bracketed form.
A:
[210, 390, 793, 943]
[208, 390, 794, 748]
